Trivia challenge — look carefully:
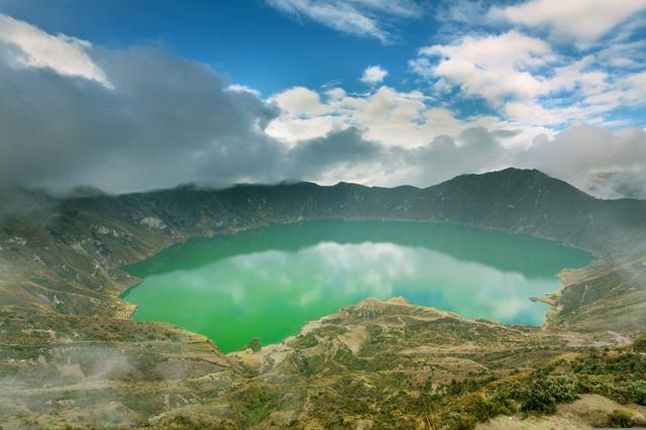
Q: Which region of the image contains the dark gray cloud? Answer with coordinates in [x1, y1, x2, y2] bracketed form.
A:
[392, 127, 510, 187]
[517, 125, 646, 199]
[288, 128, 382, 174]
[0, 30, 411, 198]
[0, 43, 285, 192]
[0, 43, 382, 193]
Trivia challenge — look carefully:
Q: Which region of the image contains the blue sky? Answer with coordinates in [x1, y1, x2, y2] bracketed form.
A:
[0, 0, 644, 197]
[0, 0, 436, 95]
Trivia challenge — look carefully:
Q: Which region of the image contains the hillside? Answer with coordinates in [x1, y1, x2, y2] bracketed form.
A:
[0, 168, 645, 429]
[1, 296, 644, 429]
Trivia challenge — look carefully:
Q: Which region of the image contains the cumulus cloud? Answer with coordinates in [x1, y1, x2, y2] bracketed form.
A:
[412, 31, 553, 105]
[265, 0, 422, 43]
[490, 0, 646, 46]
[0, 13, 112, 88]
[409, 27, 646, 132]
[266, 84, 527, 149]
[266, 114, 348, 145]
[361, 65, 388, 85]
[266, 86, 347, 144]
[0, 43, 282, 192]
[270, 86, 330, 116]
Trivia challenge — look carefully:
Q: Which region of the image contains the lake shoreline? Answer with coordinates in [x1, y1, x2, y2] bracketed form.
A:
[119, 219, 592, 353]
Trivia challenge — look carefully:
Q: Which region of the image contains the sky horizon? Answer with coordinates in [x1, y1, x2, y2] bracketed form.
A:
[0, 0, 644, 198]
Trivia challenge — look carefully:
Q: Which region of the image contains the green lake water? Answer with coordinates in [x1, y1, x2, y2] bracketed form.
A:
[122, 220, 592, 352]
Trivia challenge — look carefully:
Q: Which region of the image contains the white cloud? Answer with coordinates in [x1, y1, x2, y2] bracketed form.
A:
[266, 114, 348, 144]
[596, 40, 646, 69]
[226, 83, 261, 97]
[270, 86, 329, 115]
[409, 28, 646, 132]
[491, 0, 646, 45]
[266, 86, 347, 145]
[325, 87, 346, 100]
[581, 72, 646, 112]
[266, 84, 531, 150]
[360, 65, 388, 84]
[266, 0, 422, 43]
[0, 13, 112, 88]
[415, 31, 553, 104]
[503, 101, 560, 127]
[344, 86, 448, 148]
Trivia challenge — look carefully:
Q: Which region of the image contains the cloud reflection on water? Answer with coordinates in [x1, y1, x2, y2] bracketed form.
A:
[143, 241, 557, 327]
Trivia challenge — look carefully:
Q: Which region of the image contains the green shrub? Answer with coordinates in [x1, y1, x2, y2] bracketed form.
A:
[471, 395, 516, 421]
[579, 375, 646, 405]
[247, 337, 261, 352]
[624, 380, 646, 405]
[632, 335, 646, 353]
[293, 333, 318, 349]
[445, 411, 477, 430]
[606, 409, 633, 428]
[445, 378, 482, 395]
[291, 352, 325, 377]
[520, 374, 579, 414]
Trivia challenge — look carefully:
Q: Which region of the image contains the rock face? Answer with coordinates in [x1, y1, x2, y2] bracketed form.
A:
[139, 216, 167, 229]
[0, 168, 644, 429]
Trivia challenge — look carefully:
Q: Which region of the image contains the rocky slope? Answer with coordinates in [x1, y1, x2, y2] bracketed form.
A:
[0, 168, 644, 429]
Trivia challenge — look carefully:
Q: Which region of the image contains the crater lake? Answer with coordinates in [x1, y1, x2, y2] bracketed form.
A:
[121, 220, 592, 352]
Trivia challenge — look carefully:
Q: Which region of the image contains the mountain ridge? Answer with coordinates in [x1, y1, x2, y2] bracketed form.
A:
[46, 168, 612, 200]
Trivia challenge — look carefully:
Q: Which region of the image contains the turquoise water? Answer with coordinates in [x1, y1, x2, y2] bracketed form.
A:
[122, 220, 592, 352]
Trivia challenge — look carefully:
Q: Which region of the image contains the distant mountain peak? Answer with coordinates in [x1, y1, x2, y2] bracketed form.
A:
[429, 167, 594, 206]
[462, 167, 548, 179]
